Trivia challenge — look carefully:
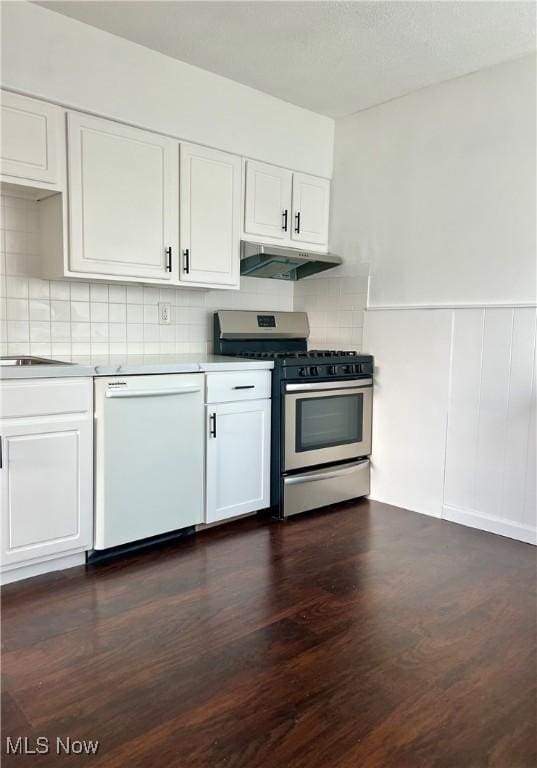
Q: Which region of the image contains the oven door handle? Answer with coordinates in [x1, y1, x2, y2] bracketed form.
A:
[285, 378, 372, 392]
[285, 461, 369, 485]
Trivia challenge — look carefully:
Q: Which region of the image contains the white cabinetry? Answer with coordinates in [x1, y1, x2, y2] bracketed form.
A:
[291, 172, 330, 246]
[244, 160, 330, 249]
[0, 378, 93, 584]
[180, 143, 241, 288]
[0, 90, 64, 188]
[205, 371, 271, 523]
[67, 112, 178, 282]
[244, 160, 292, 240]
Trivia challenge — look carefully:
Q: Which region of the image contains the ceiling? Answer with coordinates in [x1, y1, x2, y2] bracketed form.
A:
[36, 1, 536, 117]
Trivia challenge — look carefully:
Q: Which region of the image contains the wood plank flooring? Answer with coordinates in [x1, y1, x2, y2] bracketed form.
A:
[2, 500, 536, 767]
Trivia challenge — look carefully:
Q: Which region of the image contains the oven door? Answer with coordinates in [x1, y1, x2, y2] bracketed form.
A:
[284, 378, 372, 472]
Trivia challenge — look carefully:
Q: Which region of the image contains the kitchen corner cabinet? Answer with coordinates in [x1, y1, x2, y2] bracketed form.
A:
[180, 143, 241, 287]
[0, 379, 93, 584]
[205, 372, 271, 523]
[0, 90, 64, 188]
[244, 160, 330, 249]
[67, 112, 178, 282]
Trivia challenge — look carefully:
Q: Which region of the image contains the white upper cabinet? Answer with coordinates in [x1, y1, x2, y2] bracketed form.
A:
[291, 172, 330, 246]
[0, 90, 64, 187]
[180, 143, 241, 287]
[243, 162, 330, 249]
[67, 112, 178, 281]
[244, 160, 292, 240]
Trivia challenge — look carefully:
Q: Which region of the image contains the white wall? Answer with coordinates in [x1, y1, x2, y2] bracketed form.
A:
[349, 56, 537, 543]
[1, 2, 334, 177]
[340, 54, 536, 308]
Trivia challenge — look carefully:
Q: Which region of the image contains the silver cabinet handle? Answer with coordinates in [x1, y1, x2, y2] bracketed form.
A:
[106, 386, 200, 398]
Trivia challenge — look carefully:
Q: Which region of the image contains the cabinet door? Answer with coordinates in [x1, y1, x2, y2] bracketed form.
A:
[67, 112, 178, 281]
[180, 143, 240, 287]
[291, 172, 330, 246]
[1, 90, 63, 185]
[206, 400, 271, 523]
[0, 413, 93, 568]
[244, 160, 292, 240]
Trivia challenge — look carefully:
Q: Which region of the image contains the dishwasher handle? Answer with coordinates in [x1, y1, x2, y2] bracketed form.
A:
[105, 386, 201, 399]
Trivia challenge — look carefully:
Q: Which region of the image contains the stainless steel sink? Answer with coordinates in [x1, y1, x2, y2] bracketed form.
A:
[0, 356, 73, 366]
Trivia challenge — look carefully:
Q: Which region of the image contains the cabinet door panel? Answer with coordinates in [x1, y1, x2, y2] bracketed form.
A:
[206, 400, 270, 523]
[68, 112, 177, 280]
[291, 173, 330, 246]
[180, 143, 240, 287]
[1, 90, 62, 185]
[0, 413, 93, 567]
[244, 160, 292, 240]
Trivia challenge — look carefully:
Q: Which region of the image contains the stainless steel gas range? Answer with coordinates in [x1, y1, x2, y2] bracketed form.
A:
[214, 310, 373, 519]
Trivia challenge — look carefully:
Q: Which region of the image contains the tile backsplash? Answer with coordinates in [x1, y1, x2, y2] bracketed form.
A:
[0, 194, 294, 357]
[0, 193, 367, 357]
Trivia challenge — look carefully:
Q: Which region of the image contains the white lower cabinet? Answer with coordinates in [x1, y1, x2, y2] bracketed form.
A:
[0, 378, 93, 584]
[205, 377, 271, 523]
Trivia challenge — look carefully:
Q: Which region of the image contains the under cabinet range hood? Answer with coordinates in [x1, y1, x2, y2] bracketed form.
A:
[240, 240, 342, 280]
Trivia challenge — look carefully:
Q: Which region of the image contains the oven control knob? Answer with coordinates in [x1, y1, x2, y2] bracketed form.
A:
[328, 365, 337, 375]
[344, 364, 355, 374]
[309, 366, 319, 376]
[298, 367, 307, 377]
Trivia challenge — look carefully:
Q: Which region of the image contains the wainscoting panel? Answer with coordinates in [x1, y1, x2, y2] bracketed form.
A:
[365, 306, 537, 543]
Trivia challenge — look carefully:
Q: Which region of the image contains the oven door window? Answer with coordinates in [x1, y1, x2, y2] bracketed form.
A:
[296, 393, 363, 452]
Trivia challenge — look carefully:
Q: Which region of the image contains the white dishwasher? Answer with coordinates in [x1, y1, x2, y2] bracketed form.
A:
[94, 373, 204, 550]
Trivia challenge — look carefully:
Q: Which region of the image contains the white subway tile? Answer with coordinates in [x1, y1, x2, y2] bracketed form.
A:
[51, 322, 71, 341]
[126, 285, 143, 304]
[50, 281, 70, 300]
[127, 323, 143, 341]
[127, 304, 143, 323]
[7, 320, 29, 342]
[72, 342, 91, 355]
[29, 278, 50, 299]
[70, 282, 90, 301]
[71, 322, 90, 340]
[109, 303, 126, 323]
[108, 285, 126, 303]
[29, 299, 51, 321]
[29, 321, 51, 342]
[90, 284, 108, 302]
[51, 300, 70, 321]
[109, 324, 127, 341]
[90, 302, 108, 323]
[71, 301, 90, 322]
[143, 305, 158, 324]
[91, 322, 109, 340]
[143, 286, 159, 305]
[7, 299, 28, 321]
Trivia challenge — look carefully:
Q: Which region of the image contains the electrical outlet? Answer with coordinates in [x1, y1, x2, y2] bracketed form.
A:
[158, 302, 172, 325]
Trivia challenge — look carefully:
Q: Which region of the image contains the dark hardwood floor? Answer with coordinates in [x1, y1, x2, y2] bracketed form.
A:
[2, 500, 536, 767]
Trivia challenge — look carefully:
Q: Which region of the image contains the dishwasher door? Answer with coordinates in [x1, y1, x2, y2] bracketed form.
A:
[94, 373, 204, 549]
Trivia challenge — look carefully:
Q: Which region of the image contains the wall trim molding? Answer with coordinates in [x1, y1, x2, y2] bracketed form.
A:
[366, 303, 537, 312]
[442, 504, 537, 546]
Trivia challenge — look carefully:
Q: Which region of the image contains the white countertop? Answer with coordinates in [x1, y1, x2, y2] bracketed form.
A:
[0, 354, 274, 379]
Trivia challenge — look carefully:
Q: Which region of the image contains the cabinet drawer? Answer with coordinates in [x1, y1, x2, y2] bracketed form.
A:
[1, 378, 92, 419]
[206, 371, 271, 403]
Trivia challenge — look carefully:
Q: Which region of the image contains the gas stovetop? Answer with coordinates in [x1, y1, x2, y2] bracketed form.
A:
[233, 349, 359, 362]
